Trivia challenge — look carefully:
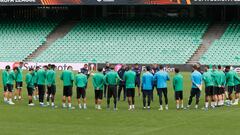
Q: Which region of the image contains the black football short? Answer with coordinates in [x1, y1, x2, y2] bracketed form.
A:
[205, 86, 214, 96]
[63, 86, 72, 97]
[95, 90, 103, 100]
[175, 91, 183, 100]
[228, 86, 235, 94]
[235, 84, 240, 93]
[6, 84, 13, 92]
[16, 82, 23, 89]
[127, 88, 135, 97]
[27, 87, 34, 96]
[47, 85, 56, 95]
[76, 87, 86, 99]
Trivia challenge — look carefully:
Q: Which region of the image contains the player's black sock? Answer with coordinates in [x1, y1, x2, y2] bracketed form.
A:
[159, 96, 163, 105]
[188, 96, 193, 105]
[147, 96, 151, 106]
[196, 98, 200, 105]
[114, 98, 117, 108]
[51, 95, 55, 103]
[143, 97, 146, 107]
[107, 98, 110, 108]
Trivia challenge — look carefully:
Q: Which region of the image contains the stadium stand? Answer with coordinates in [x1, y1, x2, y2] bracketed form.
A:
[200, 20, 240, 65]
[33, 18, 209, 64]
[0, 19, 60, 62]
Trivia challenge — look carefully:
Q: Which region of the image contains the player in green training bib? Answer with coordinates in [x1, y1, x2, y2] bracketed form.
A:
[92, 67, 105, 110]
[123, 65, 136, 111]
[46, 65, 57, 107]
[36, 65, 48, 107]
[75, 71, 88, 109]
[61, 66, 75, 109]
[2, 65, 10, 103]
[225, 66, 240, 105]
[26, 68, 35, 106]
[202, 65, 214, 110]
[172, 68, 184, 110]
[104, 65, 121, 111]
[14, 62, 24, 100]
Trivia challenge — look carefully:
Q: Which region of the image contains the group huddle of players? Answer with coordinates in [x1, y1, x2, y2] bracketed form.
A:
[1, 62, 240, 111]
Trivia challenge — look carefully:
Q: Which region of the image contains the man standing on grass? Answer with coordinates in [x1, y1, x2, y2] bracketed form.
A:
[25, 68, 35, 106]
[37, 65, 47, 107]
[151, 64, 159, 101]
[187, 64, 202, 109]
[33, 66, 40, 100]
[142, 66, 154, 109]
[14, 62, 24, 100]
[225, 66, 240, 105]
[61, 66, 75, 109]
[217, 65, 226, 106]
[117, 64, 126, 101]
[234, 70, 240, 105]
[2, 65, 10, 103]
[133, 63, 141, 97]
[123, 65, 136, 110]
[103, 62, 111, 98]
[75, 71, 88, 109]
[104, 65, 121, 111]
[202, 65, 214, 110]
[154, 65, 170, 111]
[46, 64, 57, 108]
[5, 67, 17, 105]
[172, 68, 184, 110]
[92, 67, 105, 110]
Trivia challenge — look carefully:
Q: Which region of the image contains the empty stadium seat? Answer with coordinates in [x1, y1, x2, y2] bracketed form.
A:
[31, 18, 209, 64]
[200, 20, 240, 65]
[0, 19, 60, 62]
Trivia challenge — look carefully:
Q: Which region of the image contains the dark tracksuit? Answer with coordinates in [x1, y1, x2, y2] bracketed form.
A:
[80, 68, 90, 89]
[133, 67, 141, 88]
[117, 68, 126, 101]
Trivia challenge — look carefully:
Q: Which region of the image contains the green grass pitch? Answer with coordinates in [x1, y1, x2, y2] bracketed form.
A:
[0, 70, 240, 135]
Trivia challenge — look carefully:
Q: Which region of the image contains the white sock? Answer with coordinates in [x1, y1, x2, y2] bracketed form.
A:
[205, 102, 209, 108]
[129, 105, 132, 109]
[195, 105, 198, 108]
[235, 98, 239, 103]
[176, 103, 179, 109]
[51, 102, 55, 106]
[181, 103, 184, 108]
[98, 105, 101, 109]
[84, 103, 87, 108]
[9, 98, 12, 102]
[19, 96, 21, 99]
[4, 97, 7, 102]
[68, 103, 72, 108]
[210, 102, 214, 107]
[132, 105, 135, 109]
[160, 105, 163, 109]
[79, 104, 82, 109]
[214, 102, 217, 106]
[62, 103, 66, 107]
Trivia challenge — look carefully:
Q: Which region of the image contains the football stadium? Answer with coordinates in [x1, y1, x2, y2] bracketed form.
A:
[1, 0, 240, 135]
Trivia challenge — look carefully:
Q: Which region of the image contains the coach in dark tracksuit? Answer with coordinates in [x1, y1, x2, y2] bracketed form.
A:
[80, 64, 90, 89]
[103, 63, 111, 98]
[117, 65, 126, 101]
